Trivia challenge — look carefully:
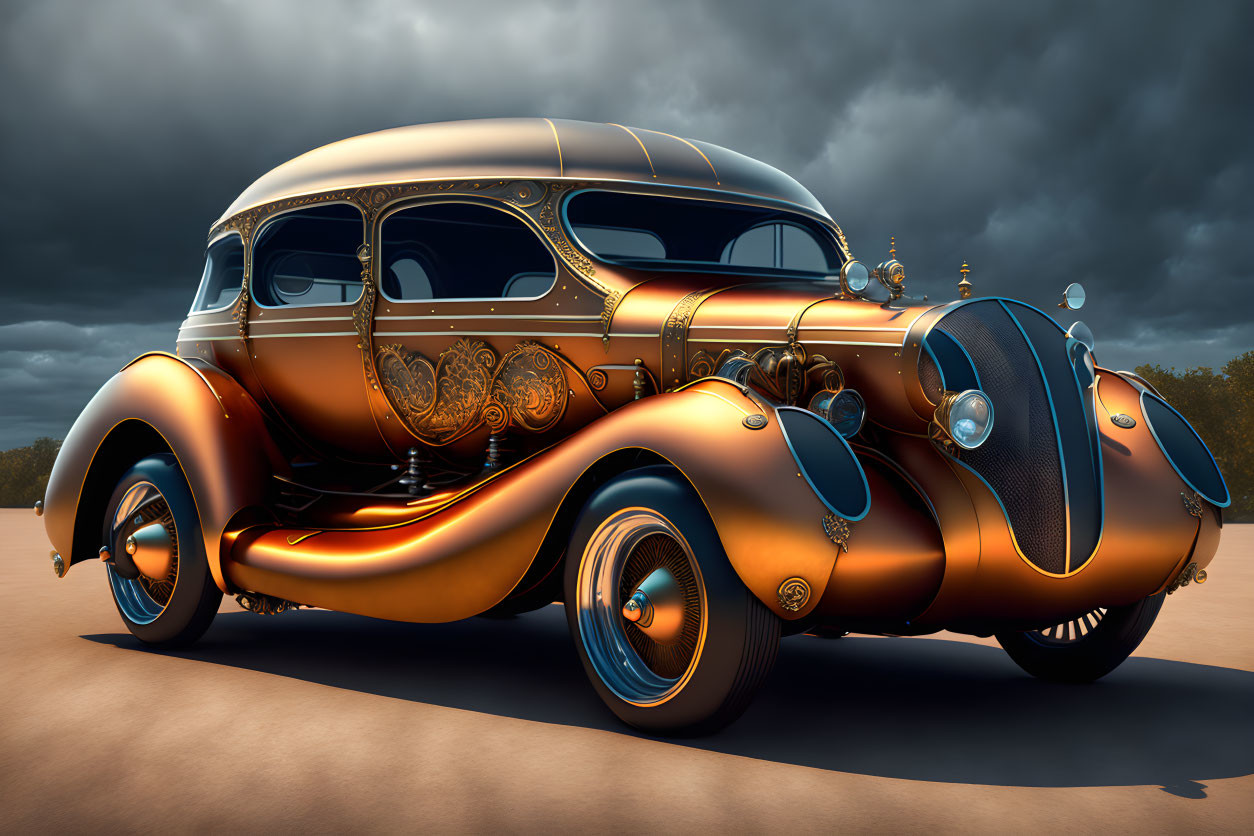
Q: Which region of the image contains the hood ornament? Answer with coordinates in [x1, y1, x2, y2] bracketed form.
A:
[958, 261, 973, 299]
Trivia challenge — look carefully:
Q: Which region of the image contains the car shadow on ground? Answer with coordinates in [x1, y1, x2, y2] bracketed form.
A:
[84, 606, 1254, 792]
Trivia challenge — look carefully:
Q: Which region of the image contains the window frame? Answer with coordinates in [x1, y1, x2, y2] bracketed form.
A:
[188, 230, 246, 315]
[375, 197, 560, 305]
[250, 200, 367, 310]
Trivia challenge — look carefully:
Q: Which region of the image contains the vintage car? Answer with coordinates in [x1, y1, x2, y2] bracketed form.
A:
[40, 118, 1228, 734]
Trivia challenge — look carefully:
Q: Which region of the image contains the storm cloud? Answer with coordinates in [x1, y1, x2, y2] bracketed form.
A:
[1, 0, 1251, 448]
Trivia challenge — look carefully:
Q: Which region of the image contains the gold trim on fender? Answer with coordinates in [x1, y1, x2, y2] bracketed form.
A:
[777, 577, 811, 612]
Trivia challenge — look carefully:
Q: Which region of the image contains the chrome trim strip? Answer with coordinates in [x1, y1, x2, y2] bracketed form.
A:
[179, 321, 238, 331]
[688, 337, 900, 347]
[374, 314, 602, 321]
[374, 330, 606, 339]
[245, 316, 354, 326]
[689, 324, 911, 332]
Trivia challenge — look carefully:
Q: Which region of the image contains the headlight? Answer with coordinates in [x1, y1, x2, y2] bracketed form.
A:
[808, 388, 865, 438]
[839, 260, 871, 294]
[936, 389, 993, 449]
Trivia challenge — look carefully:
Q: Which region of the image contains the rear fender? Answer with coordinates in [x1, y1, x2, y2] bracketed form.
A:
[43, 352, 286, 591]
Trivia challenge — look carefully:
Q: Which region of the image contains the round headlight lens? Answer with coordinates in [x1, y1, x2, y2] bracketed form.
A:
[840, 260, 871, 293]
[943, 389, 994, 449]
[809, 388, 865, 438]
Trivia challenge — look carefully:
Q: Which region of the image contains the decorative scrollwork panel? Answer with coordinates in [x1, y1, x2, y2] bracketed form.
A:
[375, 339, 568, 445]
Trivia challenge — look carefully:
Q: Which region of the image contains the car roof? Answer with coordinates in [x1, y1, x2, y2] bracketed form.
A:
[216, 118, 828, 225]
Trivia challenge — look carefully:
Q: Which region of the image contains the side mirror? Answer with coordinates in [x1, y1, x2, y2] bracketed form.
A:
[1059, 282, 1086, 310]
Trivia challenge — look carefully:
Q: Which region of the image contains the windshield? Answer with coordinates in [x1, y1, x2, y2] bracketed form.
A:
[563, 191, 844, 278]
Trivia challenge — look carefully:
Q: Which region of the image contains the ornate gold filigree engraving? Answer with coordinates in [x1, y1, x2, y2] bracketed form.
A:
[823, 512, 852, 552]
[1167, 561, 1206, 594]
[660, 290, 708, 390]
[375, 339, 568, 444]
[777, 577, 811, 612]
[1181, 491, 1203, 518]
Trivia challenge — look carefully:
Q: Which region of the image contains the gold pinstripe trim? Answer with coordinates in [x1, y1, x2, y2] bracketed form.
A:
[640, 128, 720, 185]
[609, 123, 657, 179]
[543, 118, 564, 177]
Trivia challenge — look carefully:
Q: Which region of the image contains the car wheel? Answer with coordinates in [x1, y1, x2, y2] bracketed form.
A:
[102, 454, 222, 648]
[994, 592, 1164, 683]
[564, 465, 780, 735]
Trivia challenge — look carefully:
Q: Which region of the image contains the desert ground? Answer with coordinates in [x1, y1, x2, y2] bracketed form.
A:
[1, 508, 1250, 833]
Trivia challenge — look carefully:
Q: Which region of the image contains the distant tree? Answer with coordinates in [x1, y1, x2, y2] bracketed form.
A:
[1136, 350, 1253, 522]
[0, 437, 62, 507]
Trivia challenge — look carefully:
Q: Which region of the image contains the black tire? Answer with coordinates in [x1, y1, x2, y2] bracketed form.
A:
[102, 455, 222, 648]
[995, 593, 1164, 683]
[564, 465, 780, 735]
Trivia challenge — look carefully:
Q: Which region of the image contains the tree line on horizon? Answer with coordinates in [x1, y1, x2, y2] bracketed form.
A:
[1, 351, 1250, 520]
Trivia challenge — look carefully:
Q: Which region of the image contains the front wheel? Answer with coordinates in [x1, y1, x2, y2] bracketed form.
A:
[102, 454, 222, 648]
[564, 466, 780, 735]
[995, 593, 1164, 683]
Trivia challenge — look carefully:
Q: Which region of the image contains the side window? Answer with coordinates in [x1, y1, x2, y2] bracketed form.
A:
[190, 234, 245, 313]
[722, 223, 830, 273]
[252, 203, 365, 307]
[380, 202, 555, 301]
[570, 226, 665, 260]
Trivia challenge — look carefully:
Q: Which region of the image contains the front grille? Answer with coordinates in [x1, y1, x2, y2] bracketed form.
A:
[932, 300, 1102, 575]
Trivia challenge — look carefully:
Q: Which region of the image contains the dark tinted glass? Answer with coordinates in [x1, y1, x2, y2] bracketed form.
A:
[190, 234, 244, 312]
[253, 203, 364, 307]
[565, 191, 841, 278]
[777, 407, 870, 520]
[380, 202, 555, 301]
[1142, 393, 1229, 505]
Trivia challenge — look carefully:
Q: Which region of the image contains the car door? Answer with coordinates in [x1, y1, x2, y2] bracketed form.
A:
[369, 197, 606, 463]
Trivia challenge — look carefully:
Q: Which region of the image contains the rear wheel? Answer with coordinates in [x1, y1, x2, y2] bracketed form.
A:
[995, 593, 1164, 683]
[102, 455, 222, 648]
[564, 466, 780, 735]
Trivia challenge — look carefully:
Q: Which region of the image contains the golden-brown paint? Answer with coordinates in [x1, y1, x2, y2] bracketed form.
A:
[44, 120, 1226, 639]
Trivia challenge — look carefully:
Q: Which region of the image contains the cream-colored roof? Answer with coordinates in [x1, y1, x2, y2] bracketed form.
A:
[217, 118, 827, 225]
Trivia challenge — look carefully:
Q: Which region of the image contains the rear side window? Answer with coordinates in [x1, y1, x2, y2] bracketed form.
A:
[190, 234, 245, 313]
[722, 223, 828, 273]
[252, 203, 365, 307]
[380, 202, 556, 301]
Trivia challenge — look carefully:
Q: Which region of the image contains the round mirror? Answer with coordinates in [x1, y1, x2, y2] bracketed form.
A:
[1062, 282, 1086, 310]
[1067, 320, 1095, 352]
[840, 260, 871, 294]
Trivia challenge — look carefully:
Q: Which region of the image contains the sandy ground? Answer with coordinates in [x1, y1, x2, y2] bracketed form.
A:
[1, 508, 1250, 834]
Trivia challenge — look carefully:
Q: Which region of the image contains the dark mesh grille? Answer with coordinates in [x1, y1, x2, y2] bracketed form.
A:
[1006, 303, 1103, 565]
[936, 302, 1067, 574]
[918, 351, 943, 401]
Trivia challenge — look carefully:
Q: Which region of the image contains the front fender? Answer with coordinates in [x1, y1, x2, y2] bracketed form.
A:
[225, 379, 867, 621]
[43, 352, 286, 592]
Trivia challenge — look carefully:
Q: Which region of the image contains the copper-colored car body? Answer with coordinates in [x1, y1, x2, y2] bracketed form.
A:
[42, 118, 1228, 731]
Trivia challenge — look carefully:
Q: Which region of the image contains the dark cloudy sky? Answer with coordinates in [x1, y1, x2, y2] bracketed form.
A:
[2, 0, 1251, 449]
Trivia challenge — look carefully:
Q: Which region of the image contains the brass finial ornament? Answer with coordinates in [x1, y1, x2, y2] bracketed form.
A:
[874, 237, 906, 300]
[958, 261, 973, 299]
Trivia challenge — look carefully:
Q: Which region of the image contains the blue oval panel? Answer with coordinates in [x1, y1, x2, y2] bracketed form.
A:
[1140, 392, 1230, 507]
[776, 407, 871, 520]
